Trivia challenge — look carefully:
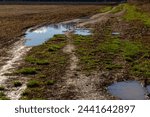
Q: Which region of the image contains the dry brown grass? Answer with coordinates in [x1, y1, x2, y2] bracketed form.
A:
[0, 5, 103, 49]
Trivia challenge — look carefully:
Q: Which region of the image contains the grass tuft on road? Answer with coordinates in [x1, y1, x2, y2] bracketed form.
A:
[19, 34, 69, 99]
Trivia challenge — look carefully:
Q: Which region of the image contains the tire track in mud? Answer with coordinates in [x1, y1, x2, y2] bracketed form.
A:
[59, 8, 124, 99]
[61, 32, 107, 100]
[0, 39, 31, 100]
[0, 6, 123, 99]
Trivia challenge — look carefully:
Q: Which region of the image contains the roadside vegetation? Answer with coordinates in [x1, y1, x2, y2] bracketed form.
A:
[74, 33, 149, 77]
[111, 3, 150, 26]
[73, 3, 150, 87]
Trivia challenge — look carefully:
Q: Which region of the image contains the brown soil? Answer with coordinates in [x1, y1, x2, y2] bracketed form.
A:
[0, 5, 102, 53]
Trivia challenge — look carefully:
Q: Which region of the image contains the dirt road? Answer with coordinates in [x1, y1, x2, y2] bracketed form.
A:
[62, 32, 108, 99]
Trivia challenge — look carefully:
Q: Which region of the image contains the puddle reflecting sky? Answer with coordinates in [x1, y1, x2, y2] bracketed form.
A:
[25, 23, 91, 46]
[108, 81, 146, 100]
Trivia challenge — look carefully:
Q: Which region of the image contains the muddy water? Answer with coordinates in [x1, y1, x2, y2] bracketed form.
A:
[25, 23, 91, 46]
[108, 81, 147, 100]
[146, 86, 150, 94]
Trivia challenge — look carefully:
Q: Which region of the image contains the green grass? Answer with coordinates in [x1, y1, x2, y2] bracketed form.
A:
[98, 38, 121, 54]
[73, 35, 99, 71]
[25, 57, 49, 65]
[131, 60, 150, 78]
[123, 4, 150, 26]
[27, 80, 41, 88]
[110, 4, 150, 26]
[17, 67, 38, 75]
[105, 63, 123, 70]
[73, 31, 149, 79]
[122, 41, 143, 61]
[48, 44, 61, 51]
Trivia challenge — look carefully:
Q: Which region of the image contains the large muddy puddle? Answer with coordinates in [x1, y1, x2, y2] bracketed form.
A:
[108, 81, 148, 100]
[25, 23, 91, 46]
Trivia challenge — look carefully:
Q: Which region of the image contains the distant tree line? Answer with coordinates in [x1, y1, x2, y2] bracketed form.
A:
[0, 0, 127, 2]
[128, 0, 150, 3]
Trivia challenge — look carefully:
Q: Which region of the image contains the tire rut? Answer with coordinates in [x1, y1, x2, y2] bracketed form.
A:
[61, 32, 107, 100]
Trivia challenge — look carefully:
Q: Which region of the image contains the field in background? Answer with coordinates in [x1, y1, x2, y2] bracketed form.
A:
[0, 5, 102, 51]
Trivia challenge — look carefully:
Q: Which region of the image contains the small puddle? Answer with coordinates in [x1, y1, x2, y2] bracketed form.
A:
[25, 23, 91, 46]
[146, 85, 150, 94]
[108, 81, 147, 100]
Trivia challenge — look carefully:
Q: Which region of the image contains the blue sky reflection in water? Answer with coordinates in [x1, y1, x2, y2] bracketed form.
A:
[25, 23, 91, 46]
[108, 81, 147, 100]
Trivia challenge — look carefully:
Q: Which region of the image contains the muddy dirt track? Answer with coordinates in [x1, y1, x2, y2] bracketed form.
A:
[0, 5, 106, 99]
[0, 4, 150, 100]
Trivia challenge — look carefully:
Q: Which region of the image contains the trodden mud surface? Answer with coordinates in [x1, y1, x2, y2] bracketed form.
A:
[0, 4, 149, 100]
[61, 32, 108, 99]
[0, 6, 120, 100]
[0, 39, 31, 99]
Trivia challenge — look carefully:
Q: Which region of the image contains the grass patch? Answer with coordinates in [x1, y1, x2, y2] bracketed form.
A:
[131, 60, 150, 78]
[123, 4, 150, 26]
[105, 63, 123, 70]
[98, 37, 121, 54]
[48, 43, 65, 52]
[27, 80, 41, 88]
[73, 31, 149, 77]
[17, 67, 38, 75]
[121, 41, 143, 61]
[25, 57, 49, 65]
